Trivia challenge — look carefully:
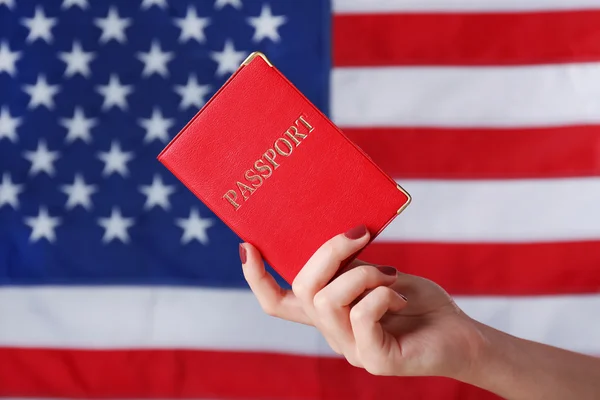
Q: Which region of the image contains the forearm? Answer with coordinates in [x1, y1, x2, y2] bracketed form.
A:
[457, 319, 600, 400]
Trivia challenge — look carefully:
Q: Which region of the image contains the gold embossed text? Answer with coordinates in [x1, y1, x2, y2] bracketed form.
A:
[222, 115, 314, 211]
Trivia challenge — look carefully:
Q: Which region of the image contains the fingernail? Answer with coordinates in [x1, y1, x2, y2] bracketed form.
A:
[239, 243, 247, 264]
[377, 266, 398, 276]
[399, 293, 408, 302]
[344, 224, 368, 239]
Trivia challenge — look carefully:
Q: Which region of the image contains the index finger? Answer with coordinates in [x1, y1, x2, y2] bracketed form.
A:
[292, 224, 371, 302]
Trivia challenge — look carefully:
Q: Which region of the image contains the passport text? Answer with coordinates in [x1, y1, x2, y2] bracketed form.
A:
[222, 115, 314, 211]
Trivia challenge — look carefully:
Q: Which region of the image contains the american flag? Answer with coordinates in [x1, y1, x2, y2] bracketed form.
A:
[1, 0, 599, 398]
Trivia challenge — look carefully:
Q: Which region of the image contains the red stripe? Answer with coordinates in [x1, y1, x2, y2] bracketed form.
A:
[0, 347, 500, 399]
[361, 241, 600, 295]
[333, 11, 600, 66]
[343, 126, 600, 179]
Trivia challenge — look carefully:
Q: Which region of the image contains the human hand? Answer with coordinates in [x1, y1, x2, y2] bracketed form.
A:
[239, 225, 485, 380]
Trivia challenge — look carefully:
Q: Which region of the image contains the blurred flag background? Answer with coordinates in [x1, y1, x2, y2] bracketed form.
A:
[1, 0, 599, 399]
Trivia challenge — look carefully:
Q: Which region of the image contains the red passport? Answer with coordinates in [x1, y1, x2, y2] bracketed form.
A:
[158, 52, 410, 285]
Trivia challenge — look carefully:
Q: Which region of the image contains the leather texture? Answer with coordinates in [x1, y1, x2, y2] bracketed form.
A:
[158, 55, 410, 285]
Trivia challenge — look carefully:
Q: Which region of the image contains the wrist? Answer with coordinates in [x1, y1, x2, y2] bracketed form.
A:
[427, 312, 496, 382]
[448, 316, 505, 384]
[452, 317, 520, 392]
[442, 315, 600, 400]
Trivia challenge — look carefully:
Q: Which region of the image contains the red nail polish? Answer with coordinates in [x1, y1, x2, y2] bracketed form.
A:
[239, 243, 247, 264]
[377, 266, 398, 276]
[344, 224, 367, 239]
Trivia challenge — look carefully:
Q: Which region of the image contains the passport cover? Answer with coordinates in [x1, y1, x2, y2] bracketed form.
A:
[158, 52, 411, 285]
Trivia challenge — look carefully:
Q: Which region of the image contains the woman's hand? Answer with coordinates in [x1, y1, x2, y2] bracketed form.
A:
[239, 224, 485, 380]
[240, 224, 600, 399]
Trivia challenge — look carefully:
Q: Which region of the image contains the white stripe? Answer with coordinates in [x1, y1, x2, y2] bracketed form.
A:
[0, 286, 599, 356]
[0, 286, 321, 354]
[331, 63, 600, 128]
[333, 0, 600, 13]
[384, 178, 600, 242]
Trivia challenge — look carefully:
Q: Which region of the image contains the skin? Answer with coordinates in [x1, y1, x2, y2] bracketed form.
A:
[239, 226, 600, 400]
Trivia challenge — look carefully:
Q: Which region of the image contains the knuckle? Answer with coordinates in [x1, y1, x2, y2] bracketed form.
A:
[363, 361, 386, 376]
[319, 240, 338, 262]
[349, 305, 367, 325]
[361, 356, 391, 376]
[354, 264, 373, 280]
[292, 280, 309, 299]
[312, 291, 332, 311]
[260, 301, 279, 317]
[345, 354, 363, 368]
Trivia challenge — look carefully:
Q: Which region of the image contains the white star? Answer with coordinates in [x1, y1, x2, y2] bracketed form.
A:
[247, 4, 286, 42]
[0, 0, 15, 9]
[60, 107, 97, 144]
[0, 41, 21, 76]
[210, 40, 246, 77]
[96, 74, 133, 111]
[174, 6, 210, 43]
[214, 0, 242, 9]
[23, 140, 60, 177]
[21, 6, 57, 44]
[176, 208, 215, 245]
[25, 206, 62, 242]
[94, 6, 131, 44]
[0, 173, 24, 209]
[60, 174, 97, 210]
[136, 40, 174, 78]
[174, 74, 211, 110]
[139, 174, 176, 210]
[62, 0, 88, 9]
[58, 41, 95, 78]
[23, 74, 61, 110]
[138, 107, 174, 143]
[141, 0, 167, 9]
[97, 141, 134, 177]
[0, 106, 21, 142]
[98, 207, 134, 244]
